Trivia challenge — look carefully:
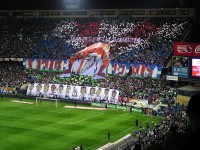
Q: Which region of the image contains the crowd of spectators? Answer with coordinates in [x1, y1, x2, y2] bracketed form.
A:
[0, 16, 194, 150]
[130, 104, 189, 150]
[0, 62, 27, 92]
[0, 61, 180, 107]
[1, 61, 190, 150]
[0, 17, 191, 65]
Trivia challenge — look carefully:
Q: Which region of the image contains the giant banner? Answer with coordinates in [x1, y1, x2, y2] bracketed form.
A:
[23, 58, 67, 71]
[130, 63, 162, 78]
[26, 83, 119, 104]
[71, 37, 141, 44]
[60, 42, 110, 79]
[174, 42, 200, 57]
[107, 61, 130, 76]
[23, 58, 162, 79]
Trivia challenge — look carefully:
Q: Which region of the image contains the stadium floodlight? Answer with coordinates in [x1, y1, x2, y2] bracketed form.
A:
[65, 0, 80, 9]
[36, 97, 60, 108]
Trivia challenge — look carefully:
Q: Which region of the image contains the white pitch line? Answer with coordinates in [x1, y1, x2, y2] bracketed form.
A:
[0, 113, 71, 125]
[70, 112, 104, 125]
[1, 104, 72, 114]
[85, 118, 152, 150]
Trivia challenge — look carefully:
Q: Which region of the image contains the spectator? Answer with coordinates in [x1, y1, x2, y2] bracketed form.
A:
[136, 119, 138, 127]
[178, 93, 200, 150]
[108, 131, 111, 140]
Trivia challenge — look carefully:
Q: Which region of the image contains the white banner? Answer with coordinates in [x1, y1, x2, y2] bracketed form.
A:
[26, 83, 119, 103]
[166, 75, 178, 81]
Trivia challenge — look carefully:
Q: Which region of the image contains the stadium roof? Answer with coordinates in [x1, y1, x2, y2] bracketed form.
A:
[0, 0, 198, 10]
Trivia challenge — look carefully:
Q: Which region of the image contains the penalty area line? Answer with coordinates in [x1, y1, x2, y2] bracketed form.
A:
[11, 100, 34, 104]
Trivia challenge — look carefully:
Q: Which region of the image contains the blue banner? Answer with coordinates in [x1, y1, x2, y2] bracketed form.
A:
[23, 58, 162, 79]
[130, 63, 162, 78]
[107, 61, 130, 76]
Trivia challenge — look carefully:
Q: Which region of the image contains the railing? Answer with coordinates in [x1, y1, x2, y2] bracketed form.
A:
[97, 134, 137, 150]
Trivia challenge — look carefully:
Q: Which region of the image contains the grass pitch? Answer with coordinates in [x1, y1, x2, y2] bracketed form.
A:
[0, 97, 163, 150]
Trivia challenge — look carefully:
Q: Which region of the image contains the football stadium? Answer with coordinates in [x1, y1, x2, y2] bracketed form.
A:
[0, 0, 200, 150]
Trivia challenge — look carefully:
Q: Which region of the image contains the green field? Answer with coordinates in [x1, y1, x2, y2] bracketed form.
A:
[0, 97, 163, 150]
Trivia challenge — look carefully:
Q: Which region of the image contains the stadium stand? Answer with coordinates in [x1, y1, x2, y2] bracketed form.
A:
[0, 8, 200, 149]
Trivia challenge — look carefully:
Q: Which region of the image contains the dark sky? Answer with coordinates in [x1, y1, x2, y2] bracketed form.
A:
[0, 0, 198, 10]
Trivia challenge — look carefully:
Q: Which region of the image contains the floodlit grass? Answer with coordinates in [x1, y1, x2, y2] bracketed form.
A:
[0, 97, 164, 150]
